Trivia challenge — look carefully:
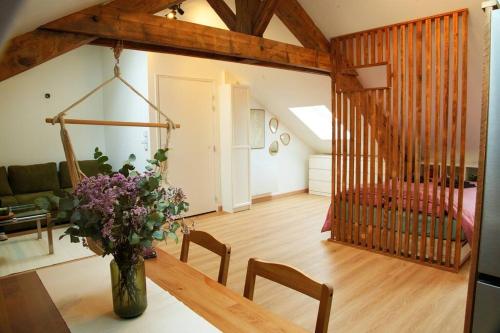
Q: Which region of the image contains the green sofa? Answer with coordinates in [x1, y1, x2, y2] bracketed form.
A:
[0, 160, 99, 232]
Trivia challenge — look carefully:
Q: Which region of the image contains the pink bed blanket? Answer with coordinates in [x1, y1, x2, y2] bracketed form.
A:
[322, 181, 476, 243]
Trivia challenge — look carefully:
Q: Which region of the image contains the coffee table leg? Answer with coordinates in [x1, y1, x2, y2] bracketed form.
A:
[47, 213, 54, 255]
[36, 219, 42, 239]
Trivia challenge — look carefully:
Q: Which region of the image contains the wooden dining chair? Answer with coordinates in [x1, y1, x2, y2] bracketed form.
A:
[180, 230, 231, 285]
[243, 258, 334, 333]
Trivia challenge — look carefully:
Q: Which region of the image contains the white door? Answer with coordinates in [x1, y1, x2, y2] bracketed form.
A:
[155, 76, 216, 216]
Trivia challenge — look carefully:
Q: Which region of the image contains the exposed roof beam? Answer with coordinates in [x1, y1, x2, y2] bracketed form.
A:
[206, 0, 236, 31]
[275, 0, 330, 52]
[107, 0, 185, 14]
[91, 38, 329, 75]
[0, 30, 94, 82]
[235, 0, 261, 34]
[42, 6, 331, 73]
[252, 0, 280, 36]
[0, 0, 182, 82]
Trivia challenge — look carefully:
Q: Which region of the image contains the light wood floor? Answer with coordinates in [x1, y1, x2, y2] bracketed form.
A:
[158, 193, 469, 333]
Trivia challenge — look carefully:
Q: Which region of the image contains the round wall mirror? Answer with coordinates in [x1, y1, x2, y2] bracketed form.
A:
[280, 133, 291, 145]
[269, 141, 279, 156]
[269, 117, 279, 133]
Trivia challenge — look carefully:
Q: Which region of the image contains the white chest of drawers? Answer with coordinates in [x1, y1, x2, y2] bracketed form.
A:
[309, 155, 332, 196]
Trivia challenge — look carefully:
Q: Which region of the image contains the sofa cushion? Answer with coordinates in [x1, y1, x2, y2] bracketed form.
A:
[0, 166, 13, 196]
[8, 163, 60, 194]
[0, 195, 18, 207]
[14, 191, 56, 205]
[59, 160, 100, 188]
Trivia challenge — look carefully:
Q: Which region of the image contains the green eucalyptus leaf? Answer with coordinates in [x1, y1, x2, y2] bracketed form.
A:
[97, 156, 109, 163]
[153, 230, 165, 240]
[129, 232, 141, 245]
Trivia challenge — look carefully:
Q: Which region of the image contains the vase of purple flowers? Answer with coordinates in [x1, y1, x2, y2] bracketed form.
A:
[56, 148, 189, 318]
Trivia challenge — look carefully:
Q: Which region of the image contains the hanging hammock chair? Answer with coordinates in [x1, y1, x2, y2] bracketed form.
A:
[46, 42, 180, 254]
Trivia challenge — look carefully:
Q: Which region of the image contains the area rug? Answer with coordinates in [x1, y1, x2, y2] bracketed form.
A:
[0, 227, 95, 277]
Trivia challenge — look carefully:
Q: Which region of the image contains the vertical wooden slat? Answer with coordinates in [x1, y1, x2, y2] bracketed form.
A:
[421, 19, 432, 261]
[346, 38, 353, 67]
[363, 32, 369, 65]
[405, 22, 414, 257]
[374, 30, 383, 250]
[412, 20, 423, 260]
[354, 92, 362, 244]
[353, 37, 363, 246]
[430, 18, 441, 262]
[368, 91, 376, 249]
[342, 92, 349, 242]
[454, 11, 468, 269]
[375, 90, 384, 250]
[384, 28, 392, 252]
[398, 25, 407, 255]
[348, 93, 355, 243]
[336, 89, 342, 241]
[391, 25, 399, 254]
[362, 93, 369, 247]
[370, 31, 376, 64]
[438, 15, 450, 264]
[446, 12, 459, 266]
[331, 41, 337, 241]
[356, 34, 362, 67]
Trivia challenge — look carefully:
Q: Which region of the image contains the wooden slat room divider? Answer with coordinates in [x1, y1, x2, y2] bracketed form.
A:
[330, 9, 469, 272]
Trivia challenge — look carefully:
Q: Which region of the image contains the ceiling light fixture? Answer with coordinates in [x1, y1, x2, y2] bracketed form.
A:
[165, 4, 185, 20]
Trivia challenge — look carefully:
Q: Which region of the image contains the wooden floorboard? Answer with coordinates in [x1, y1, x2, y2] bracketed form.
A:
[158, 193, 469, 332]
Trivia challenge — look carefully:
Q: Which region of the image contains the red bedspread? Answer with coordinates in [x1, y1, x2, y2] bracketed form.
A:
[321, 181, 476, 243]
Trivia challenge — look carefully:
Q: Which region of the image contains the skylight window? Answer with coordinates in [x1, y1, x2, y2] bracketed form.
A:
[289, 105, 346, 141]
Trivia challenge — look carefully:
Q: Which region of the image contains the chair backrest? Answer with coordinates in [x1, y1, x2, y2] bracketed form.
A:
[243, 258, 333, 333]
[180, 230, 231, 285]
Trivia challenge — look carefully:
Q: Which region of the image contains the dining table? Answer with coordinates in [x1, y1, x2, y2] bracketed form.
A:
[0, 248, 307, 333]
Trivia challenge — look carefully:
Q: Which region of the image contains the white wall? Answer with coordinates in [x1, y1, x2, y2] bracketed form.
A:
[101, 49, 150, 171]
[250, 98, 313, 196]
[0, 45, 106, 167]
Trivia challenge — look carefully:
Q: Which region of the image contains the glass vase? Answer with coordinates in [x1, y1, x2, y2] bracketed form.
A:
[110, 256, 148, 318]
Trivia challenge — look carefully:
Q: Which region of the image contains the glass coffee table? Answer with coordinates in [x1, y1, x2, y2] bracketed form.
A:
[0, 204, 54, 254]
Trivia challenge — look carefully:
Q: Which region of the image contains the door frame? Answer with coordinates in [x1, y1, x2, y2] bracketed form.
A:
[150, 74, 218, 213]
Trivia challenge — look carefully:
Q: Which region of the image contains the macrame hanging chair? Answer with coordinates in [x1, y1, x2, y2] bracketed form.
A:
[47, 42, 180, 254]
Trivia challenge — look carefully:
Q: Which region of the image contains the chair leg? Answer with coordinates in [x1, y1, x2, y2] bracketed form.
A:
[218, 246, 231, 286]
[243, 258, 256, 300]
[180, 233, 190, 262]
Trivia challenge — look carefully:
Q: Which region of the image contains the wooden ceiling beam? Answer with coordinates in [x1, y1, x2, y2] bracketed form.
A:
[0, 31, 94, 82]
[206, 0, 236, 31]
[235, 0, 261, 34]
[91, 38, 329, 75]
[107, 0, 185, 14]
[42, 7, 331, 73]
[252, 0, 280, 36]
[275, 0, 330, 52]
[0, 0, 182, 82]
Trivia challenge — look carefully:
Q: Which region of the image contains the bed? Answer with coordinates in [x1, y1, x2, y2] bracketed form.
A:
[322, 179, 476, 270]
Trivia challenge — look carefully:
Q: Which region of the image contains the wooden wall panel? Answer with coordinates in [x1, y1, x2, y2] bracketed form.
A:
[330, 9, 469, 272]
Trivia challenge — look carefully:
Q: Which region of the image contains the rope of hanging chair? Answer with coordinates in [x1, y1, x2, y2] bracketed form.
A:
[51, 41, 176, 130]
[48, 41, 176, 190]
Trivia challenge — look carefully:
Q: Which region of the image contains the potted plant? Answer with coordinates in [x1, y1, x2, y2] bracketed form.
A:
[57, 148, 189, 318]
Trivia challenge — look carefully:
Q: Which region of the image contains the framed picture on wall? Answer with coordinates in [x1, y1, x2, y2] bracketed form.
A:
[250, 109, 265, 149]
